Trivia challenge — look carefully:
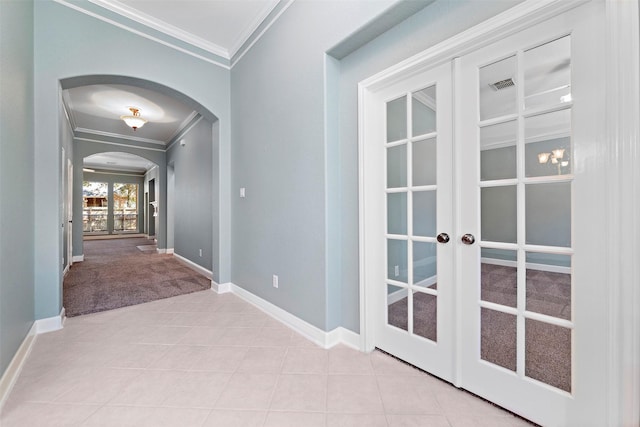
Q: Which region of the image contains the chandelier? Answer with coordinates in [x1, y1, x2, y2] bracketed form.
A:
[120, 107, 147, 131]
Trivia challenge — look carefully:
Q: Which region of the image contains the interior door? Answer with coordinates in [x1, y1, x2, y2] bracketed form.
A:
[370, 61, 455, 382]
[362, 1, 608, 425]
[457, 2, 606, 425]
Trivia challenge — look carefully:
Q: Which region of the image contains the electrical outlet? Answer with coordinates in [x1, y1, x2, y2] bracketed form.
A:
[199, 249, 202, 257]
[272, 274, 279, 288]
[394, 265, 400, 277]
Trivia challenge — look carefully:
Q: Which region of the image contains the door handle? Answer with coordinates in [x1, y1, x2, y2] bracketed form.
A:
[436, 233, 450, 244]
[461, 233, 475, 245]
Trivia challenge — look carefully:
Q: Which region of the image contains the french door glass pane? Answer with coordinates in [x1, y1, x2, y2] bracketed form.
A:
[387, 284, 408, 331]
[387, 192, 407, 235]
[479, 55, 517, 121]
[481, 186, 517, 243]
[525, 318, 571, 392]
[413, 190, 437, 237]
[481, 308, 516, 372]
[413, 241, 437, 287]
[525, 182, 571, 247]
[387, 144, 407, 188]
[481, 120, 517, 181]
[412, 86, 436, 136]
[387, 239, 408, 283]
[524, 36, 571, 110]
[387, 96, 407, 142]
[525, 109, 572, 177]
[526, 253, 571, 320]
[413, 290, 437, 342]
[412, 138, 437, 186]
[481, 248, 517, 308]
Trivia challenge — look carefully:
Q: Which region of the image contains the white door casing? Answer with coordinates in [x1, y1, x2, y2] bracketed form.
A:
[67, 159, 73, 267]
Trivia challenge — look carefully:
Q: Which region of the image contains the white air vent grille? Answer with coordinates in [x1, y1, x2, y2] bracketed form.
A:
[489, 78, 515, 91]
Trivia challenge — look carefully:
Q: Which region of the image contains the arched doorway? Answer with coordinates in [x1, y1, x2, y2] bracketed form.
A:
[82, 152, 156, 237]
[60, 75, 220, 315]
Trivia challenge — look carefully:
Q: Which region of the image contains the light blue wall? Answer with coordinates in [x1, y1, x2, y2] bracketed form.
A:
[337, 0, 524, 331]
[231, 0, 396, 330]
[34, 0, 231, 319]
[0, 0, 35, 375]
[166, 118, 216, 275]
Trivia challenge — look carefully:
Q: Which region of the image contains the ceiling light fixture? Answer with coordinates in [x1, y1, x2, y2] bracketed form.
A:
[120, 107, 147, 131]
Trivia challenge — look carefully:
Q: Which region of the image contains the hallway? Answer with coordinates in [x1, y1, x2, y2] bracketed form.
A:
[0, 290, 531, 426]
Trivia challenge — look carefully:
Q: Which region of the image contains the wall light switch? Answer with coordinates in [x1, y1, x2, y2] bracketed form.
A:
[240, 187, 246, 198]
[272, 274, 279, 288]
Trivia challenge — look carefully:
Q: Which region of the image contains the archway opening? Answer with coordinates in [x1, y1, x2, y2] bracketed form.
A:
[60, 75, 220, 316]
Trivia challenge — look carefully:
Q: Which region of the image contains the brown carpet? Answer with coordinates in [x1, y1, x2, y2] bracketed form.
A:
[388, 263, 571, 393]
[64, 237, 211, 317]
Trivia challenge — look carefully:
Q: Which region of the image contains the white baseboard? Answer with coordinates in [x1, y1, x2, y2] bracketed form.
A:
[165, 248, 174, 254]
[326, 327, 361, 350]
[229, 283, 360, 349]
[0, 322, 37, 411]
[211, 280, 231, 294]
[173, 253, 212, 279]
[35, 308, 65, 334]
[63, 264, 70, 276]
[72, 255, 84, 262]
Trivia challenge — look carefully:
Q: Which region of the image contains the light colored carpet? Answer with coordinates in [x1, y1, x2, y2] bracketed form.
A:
[64, 237, 210, 317]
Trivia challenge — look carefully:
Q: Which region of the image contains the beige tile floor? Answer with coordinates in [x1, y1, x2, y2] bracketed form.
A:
[0, 290, 533, 427]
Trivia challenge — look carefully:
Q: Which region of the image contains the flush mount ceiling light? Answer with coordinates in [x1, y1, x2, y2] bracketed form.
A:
[120, 107, 147, 131]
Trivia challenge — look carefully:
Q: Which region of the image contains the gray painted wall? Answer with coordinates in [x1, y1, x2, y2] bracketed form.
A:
[231, 0, 396, 331]
[35, 0, 230, 319]
[166, 118, 216, 275]
[0, 0, 35, 375]
[336, 0, 524, 331]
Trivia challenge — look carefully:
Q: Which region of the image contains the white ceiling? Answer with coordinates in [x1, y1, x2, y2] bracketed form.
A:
[65, 83, 198, 146]
[91, 0, 280, 59]
[84, 152, 156, 174]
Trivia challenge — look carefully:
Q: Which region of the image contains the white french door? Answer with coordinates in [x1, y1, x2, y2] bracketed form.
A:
[360, 1, 607, 425]
[367, 61, 455, 381]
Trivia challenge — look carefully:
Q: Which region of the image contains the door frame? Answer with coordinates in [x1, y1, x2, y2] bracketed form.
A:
[67, 159, 73, 268]
[358, 0, 639, 425]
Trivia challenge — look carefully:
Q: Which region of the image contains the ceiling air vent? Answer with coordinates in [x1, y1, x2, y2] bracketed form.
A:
[489, 78, 515, 91]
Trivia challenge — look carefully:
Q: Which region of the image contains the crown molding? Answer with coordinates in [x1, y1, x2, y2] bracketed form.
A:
[166, 110, 199, 144]
[75, 137, 166, 153]
[89, 0, 230, 58]
[53, 0, 231, 70]
[75, 127, 167, 146]
[231, 0, 294, 67]
[228, 0, 280, 58]
[166, 114, 204, 151]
